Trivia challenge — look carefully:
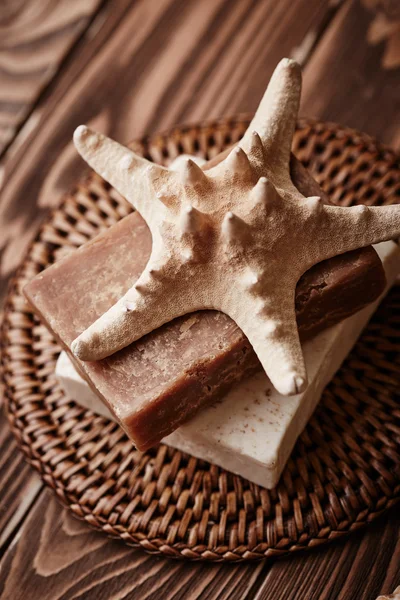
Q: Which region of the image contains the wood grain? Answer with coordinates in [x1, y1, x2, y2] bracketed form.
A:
[301, 0, 400, 150]
[0, 408, 42, 555]
[0, 0, 103, 156]
[253, 510, 400, 600]
[0, 489, 399, 600]
[0, 0, 336, 304]
[0, 489, 264, 600]
[360, 0, 400, 70]
[1, 0, 400, 597]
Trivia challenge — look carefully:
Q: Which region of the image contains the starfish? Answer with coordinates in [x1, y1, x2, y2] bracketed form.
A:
[71, 58, 400, 397]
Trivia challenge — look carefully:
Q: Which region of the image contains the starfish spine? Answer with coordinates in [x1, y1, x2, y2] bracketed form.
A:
[226, 147, 252, 178]
[252, 176, 277, 207]
[180, 158, 208, 187]
[221, 211, 248, 245]
[181, 205, 205, 235]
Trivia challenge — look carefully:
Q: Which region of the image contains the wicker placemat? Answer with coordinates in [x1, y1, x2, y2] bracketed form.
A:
[1, 118, 400, 562]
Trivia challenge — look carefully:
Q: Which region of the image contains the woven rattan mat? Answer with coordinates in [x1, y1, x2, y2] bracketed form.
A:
[1, 118, 400, 562]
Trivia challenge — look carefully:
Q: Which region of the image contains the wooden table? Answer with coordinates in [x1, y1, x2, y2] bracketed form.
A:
[0, 1, 399, 598]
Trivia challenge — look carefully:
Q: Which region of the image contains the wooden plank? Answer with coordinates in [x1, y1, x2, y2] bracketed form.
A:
[0, 0, 119, 560]
[251, 510, 400, 600]
[301, 0, 400, 150]
[5, 1, 400, 597]
[0, 408, 42, 555]
[0, 0, 336, 304]
[0, 489, 264, 600]
[0, 0, 103, 155]
[0, 489, 399, 600]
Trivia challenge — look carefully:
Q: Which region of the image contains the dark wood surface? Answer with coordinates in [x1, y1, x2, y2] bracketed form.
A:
[0, 489, 399, 600]
[0, 1, 399, 598]
[0, 0, 102, 156]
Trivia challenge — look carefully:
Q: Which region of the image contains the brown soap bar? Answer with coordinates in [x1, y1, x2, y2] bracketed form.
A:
[25, 202, 386, 451]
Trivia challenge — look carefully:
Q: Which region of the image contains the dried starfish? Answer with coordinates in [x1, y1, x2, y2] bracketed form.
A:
[71, 58, 400, 396]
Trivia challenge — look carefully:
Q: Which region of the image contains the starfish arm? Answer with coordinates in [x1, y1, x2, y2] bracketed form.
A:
[71, 265, 181, 361]
[224, 290, 307, 396]
[239, 58, 301, 180]
[73, 126, 166, 223]
[313, 204, 400, 261]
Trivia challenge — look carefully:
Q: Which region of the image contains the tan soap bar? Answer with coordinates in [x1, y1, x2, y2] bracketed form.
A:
[24, 154, 386, 451]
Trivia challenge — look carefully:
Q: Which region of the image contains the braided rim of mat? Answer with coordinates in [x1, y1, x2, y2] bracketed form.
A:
[1, 117, 400, 562]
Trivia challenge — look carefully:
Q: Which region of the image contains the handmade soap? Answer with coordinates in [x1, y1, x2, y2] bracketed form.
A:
[24, 159, 386, 452]
[55, 239, 400, 488]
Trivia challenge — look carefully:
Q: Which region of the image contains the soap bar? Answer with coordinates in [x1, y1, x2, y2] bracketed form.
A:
[24, 160, 386, 451]
[55, 240, 400, 488]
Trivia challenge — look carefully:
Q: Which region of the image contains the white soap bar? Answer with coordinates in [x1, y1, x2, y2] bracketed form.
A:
[55, 241, 400, 488]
